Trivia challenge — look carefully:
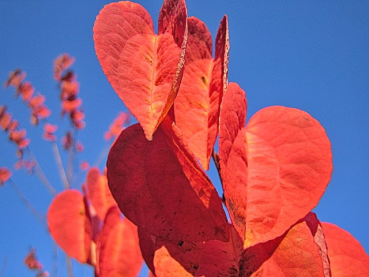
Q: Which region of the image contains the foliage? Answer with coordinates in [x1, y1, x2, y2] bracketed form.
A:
[1, 0, 368, 276]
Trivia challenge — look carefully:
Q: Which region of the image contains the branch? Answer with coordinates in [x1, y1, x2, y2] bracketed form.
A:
[51, 142, 69, 189]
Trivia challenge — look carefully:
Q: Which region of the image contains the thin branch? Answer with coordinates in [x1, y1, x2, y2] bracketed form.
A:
[52, 242, 58, 277]
[92, 141, 112, 168]
[67, 255, 73, 277]
[0, 257, 6, 277]
[9, 179, 46, 226]
[27, 147, 57, 196]
[51, 142, 69, 189]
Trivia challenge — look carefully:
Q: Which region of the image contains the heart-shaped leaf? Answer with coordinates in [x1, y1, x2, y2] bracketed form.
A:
[174, 15, 229, 170]
[240, 218, 326, 276]
[86, 167, 117, 221]
[94, 0, 187, 140]
[47, 189, 92, 263]
[223, 106, 332, 247]
[107, 118, 229, 243]
[322, 222, 369, 276]
[96, 206, 143, 277]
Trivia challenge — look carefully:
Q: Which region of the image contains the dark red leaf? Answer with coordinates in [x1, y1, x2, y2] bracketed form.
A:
[107, 120, 229, 243]
[322, 222, 369, 276]
[94, 1, 187, 140]
[47, 189, 92, 263]
[223, 106, 332, 247]
[138, 225, 241, 276]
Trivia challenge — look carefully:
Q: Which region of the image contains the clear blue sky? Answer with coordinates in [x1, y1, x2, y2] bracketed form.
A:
[1, 1, 368, 276]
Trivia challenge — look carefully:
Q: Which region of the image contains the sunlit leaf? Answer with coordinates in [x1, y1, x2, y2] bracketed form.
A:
[219, 82, 247, 177]
[94, 0, 187, 140]
[322, 222, 369, 276]
[223, 106, 332, 247]
[96, 206, 142, 277]
[47, 189, 92, 263]
[174, 15, 229, 170]
[86, 167, 117, 221]
[240, 219, 325, 276]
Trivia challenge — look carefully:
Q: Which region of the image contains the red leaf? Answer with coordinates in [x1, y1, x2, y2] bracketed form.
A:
[86, 167, 117, 221]
[219, 82, 247, 176]
[107, 121, 229, 243]
[223, 106, 333, 247]
[240, 219, 325, 276]
[94, 1, 187, 140]
[139, 225, 242, 276]
[47, 189, 92, 263]
[322, 222, 369, 276]
[174, 16, 229, 170]
[304, 213, 331, 277]
[96, 206, 142, 277]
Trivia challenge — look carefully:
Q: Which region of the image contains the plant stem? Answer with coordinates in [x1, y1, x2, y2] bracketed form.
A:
[27, 147, 57, 195]
[9, 179, 46, 226]
[92, 141, 112, 168]
[51, 142, 69, 189]
[0, 257, 6, 277]
[67, 255, 73, 277]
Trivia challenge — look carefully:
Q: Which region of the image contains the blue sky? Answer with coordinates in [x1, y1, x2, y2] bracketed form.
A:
[1, 1, 368, 276]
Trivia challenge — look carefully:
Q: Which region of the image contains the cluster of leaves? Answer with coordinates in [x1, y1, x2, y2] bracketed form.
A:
[93, 0, 369, 276]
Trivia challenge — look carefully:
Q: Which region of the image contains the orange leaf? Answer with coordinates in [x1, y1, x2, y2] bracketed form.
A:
[223, 106, 332, 247]
[47, 189, 92, 263]
[96, 206, 143, 277]
[94, 0, 187, 140]
[219, 82, 247, 176]
[86, 167, 117, 221]
[0, 167, 12, 186]
[107, 120, 229, 243]
[240, 219, 326, 276]
[174, 16, 229, 170]
[322, 222, 369, 276]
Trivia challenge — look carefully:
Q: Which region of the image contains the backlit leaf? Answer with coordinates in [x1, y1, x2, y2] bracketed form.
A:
[96, 206, 142, 277]
[322, 222, 369, 276]
[240, 219, 325, 276]
[223, 106, 332, 247]
[219, 82, 247, 176]
[94, 0, 187, 140]
[47, 189, 92, 263]
[174, 16, 229, 170]
[107, 120, 229, 243]
[86, 167, 117, 221]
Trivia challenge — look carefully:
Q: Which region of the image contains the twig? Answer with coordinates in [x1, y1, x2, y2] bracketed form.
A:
[67, 255, 73, 277]
[92, 142, 112, 168]
[27, 147, 57, 195]
[0, 257, 7, 277]
[9, 179, 46, 226]
[51, 142, 69, 189]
